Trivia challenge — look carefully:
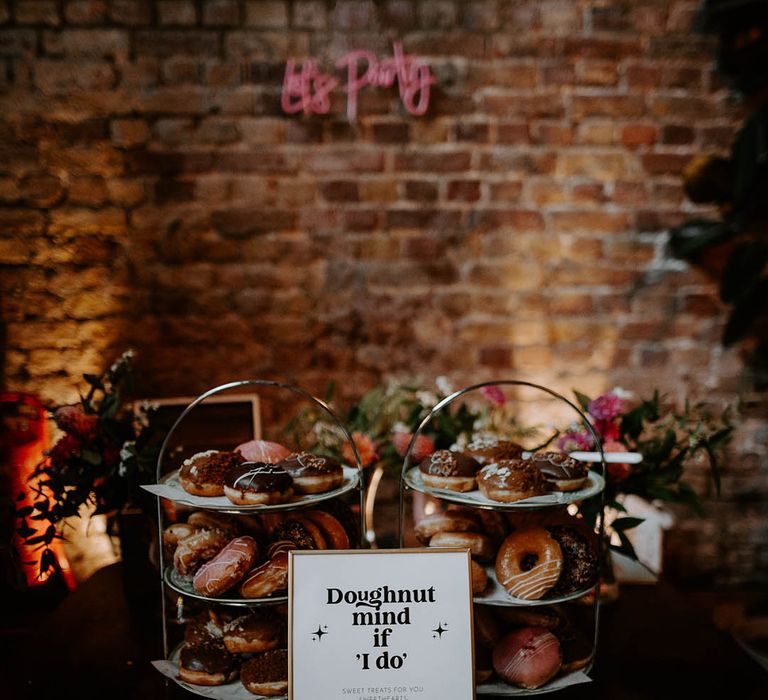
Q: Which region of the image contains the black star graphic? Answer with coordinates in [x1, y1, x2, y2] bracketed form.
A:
[432, 623, 448, 639]
[311, 625, 328, 641]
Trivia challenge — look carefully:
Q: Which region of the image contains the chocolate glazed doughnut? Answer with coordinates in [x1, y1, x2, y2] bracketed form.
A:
[179, 450, 243, 497]
[278, 452, 344, 494]
[419, 449, 480, 492]
[178, 640, 239, 686]
[223, 462, 294, 505]
[546, 525, 597, 595]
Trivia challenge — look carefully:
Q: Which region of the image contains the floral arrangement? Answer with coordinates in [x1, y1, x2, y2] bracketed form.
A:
[284, 379, 537, 474]
[557, 388, 733, 558]
[15, 351, 162, 578]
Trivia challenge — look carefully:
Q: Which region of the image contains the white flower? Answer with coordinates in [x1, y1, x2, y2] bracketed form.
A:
[612, 386, 635, 400]
[392, 421, 410, 434]
[416, 390, 438, 408]
[435, 376, 453, 396]
[118, 441, 135, 476]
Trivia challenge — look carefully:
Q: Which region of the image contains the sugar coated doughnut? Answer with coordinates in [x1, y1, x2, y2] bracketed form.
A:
[495, 527, 563, 600]
[492, 627, 562, 689]
[478, 459, 547, 503]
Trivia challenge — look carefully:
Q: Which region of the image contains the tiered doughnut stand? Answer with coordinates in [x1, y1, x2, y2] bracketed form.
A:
[146, 380, 365, 700]
[399, 380, 607, 696]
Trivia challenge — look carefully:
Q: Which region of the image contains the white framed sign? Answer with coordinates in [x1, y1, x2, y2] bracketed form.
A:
[289, 549, 475, 700]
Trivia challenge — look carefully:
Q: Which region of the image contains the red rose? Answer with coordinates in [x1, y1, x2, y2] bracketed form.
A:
[54, 405, 99, 440]
[392, 432, 435, 462]
[342, 432, 378, 469]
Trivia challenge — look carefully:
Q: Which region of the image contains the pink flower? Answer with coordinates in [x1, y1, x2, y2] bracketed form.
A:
[481, 385, 506, 408]
[587, 392, 625, 421]
[392, 432, 435, 462]
[54, 405, 99, 440]
[593, 418, 621, 442]
[556, 430, 594, 452]
[604, 440, 631, 482]
[47, 434, 81, 469]
[342, 431, 378, 469]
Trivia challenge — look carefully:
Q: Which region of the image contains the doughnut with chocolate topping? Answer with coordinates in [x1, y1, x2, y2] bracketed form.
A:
[418, 449, 480, 492]
[278, 451, 343, 494]
[530, 451, 588, 492]
[223, 462, 294, 505]
[477, 459, 547, 503]
[241, 649, 288, 696]
[546, 525, 597, 595]
[465, 435, 525, 464]
[178, 640, 239, 686]
[179, 450, 244, 497]
[223, 610, 285, 654]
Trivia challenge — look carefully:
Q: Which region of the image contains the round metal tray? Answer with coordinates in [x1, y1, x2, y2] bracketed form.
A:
[164, 567, 288, 607]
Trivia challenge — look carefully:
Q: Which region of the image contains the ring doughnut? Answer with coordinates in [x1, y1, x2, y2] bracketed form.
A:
[193, 536, 258, 597]
[178, 641, 239, 686]
[429, 531, 495, 562]
[174, 528, 230, 576]
[179, 450, 243, 497]
[471, 559, 489, 594]
[418, 450, 480, 492]
[300, 510, 350, 549]
[223, 462, 294, 506]
[240, 649, 288, 697]
[278, 452, 344, 494]
[414, 511, 480, 544]
[495, 527, 563, 600]
[223, 610, 285, 654]
[240, 551, 289, 599]
[478, 459, 547, 503]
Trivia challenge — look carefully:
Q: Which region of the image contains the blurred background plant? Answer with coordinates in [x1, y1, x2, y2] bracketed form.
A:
[671, 0, 768, 377]
[14, 351, 163, 579]
[558, 388, 734, 559]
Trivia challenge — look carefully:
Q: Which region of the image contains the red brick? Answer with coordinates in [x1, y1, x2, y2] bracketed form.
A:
[212, 208, 295, 237]
[43, 29, 129, 57]
[110, 0, 152, 25]
[621, 123, 658, 148]
[404, 235, 445, 259]
[320, 180, 358, 202]
[612, 180, 648, 205]
[641, 152, 691, 175]
[134, 30, 219, 57]
[418, 1, 457, 29]
[379, 1, 415, 28]
[626, 63, 661, 88]
[497, 122, 530, 144]
[17, 1, 60, 25]
[480, 346, 512, 368]
[662, 66, 703, 90]
[345, 209, 379, 231]
[371, 121, 410, 144]
[482, 93, 565, 119]
[635, 209, 688, 231]
[662, 124, 694, 145]
[455, 121, 490, 142]
[0, 208, 46, 234]
[590, 6, 630, 31]
[203, 0, 240, 26]
[21, 175, 65, 206]
[69, 176, 108, 206]
[395, 150, 470, 173]
[386, 208, 462, 230]
[480, 151, 556, 175]
[564, 37, 643, 60]
[405, 180, 438, 202]
[533, 122, 574, 146]
[330, 0, 376, 29]
[576, 60, 619, 87]
[550, 211, 630, 233]
[489, 180, 522, 202]
[111, 119, 150, 147]
[572, 182, 605, 204]
[651, 95, 721, 120]
[470, 208, 544, 230]
[542, 62, 576, 86]
[447, 179, 481, 202]
[571, 94, 646, 119]
[304, 150, 383, 174]
[64, 1, 107, 24]
[293, 1, 326, 29]
[157, 1, 196, 25]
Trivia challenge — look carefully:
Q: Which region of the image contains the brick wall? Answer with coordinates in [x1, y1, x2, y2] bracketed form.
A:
[0, 0, 765, 585]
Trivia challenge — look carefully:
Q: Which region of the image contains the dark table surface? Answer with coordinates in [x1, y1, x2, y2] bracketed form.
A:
[5, 562, 768, 699]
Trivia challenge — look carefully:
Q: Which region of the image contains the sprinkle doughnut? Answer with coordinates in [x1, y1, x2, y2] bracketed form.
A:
[478, 459, 547, 503]
[193, 536, 258, 597]
[179, 450, 243, 497]
[278, 452, 344, 494]
[223, 610, 285, 654]
[495, 527, 563, 600]
[418, 449, 480, 492]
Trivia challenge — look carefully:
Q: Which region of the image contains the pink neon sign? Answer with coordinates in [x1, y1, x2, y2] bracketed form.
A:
[281, 41, 436, 120]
